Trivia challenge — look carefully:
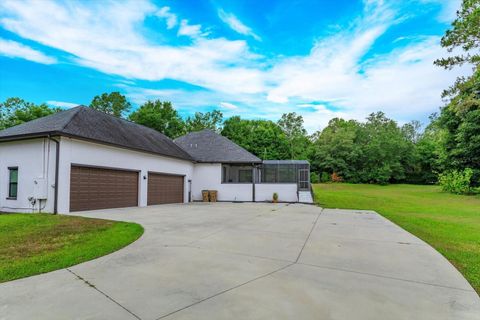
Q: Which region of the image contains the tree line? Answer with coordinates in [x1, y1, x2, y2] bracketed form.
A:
[1, 93, 477, 188]
[0, 0, 478, 191]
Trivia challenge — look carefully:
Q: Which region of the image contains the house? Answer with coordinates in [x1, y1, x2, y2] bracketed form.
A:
[0, 106, 312, 214]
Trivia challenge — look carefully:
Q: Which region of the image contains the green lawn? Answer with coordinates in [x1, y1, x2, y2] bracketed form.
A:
[313, 183, 480, 293]
[0, 213, 143, 283]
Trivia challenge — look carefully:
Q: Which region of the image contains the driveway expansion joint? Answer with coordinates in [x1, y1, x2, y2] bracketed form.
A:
[296, 262, 476, 293]
[155, 262, 296, 320]
[295, 208, 324, 263]
[67, 268, 143, 320]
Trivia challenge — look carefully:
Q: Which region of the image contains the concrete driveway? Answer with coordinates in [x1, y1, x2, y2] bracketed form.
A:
[1, 203, 479, 320]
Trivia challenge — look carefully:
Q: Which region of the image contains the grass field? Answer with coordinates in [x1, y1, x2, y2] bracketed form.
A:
[0, 213, 143, 283]
[313, 183, 480, 293]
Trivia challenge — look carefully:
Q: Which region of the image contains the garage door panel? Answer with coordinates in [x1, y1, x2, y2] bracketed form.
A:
[70, 166, 138, 212]
[148, 173, 184, 205]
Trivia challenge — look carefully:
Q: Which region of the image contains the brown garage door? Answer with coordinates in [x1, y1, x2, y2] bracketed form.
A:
[70, 165, 139, 212]
[148, 172, 184, 205]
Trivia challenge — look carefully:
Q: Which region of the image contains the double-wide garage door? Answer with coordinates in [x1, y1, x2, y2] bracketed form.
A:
[70, 166, 139, 212]
[69, 165, 184, 212]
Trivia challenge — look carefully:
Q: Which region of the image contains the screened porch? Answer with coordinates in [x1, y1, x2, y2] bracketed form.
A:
[221, 160, 310, 190]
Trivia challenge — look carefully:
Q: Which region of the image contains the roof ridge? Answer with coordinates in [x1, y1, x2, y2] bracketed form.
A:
[73, 107, 193, 160]
[174, 128, 219, 140]
[60, 106, 84, 131]
[81, 106, 175, 141]
[174, 128, 261, 163]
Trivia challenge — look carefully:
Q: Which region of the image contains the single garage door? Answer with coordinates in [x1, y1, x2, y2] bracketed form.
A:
[148, 172, 184, 205]
[70, 165, 139, 212]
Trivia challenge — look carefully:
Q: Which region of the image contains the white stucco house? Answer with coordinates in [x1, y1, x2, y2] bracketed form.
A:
[0, 106, 312, 214]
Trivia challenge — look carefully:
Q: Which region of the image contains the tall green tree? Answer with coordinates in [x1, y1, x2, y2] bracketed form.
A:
[434, 0, 479, 69]
[222, 116, 290, 160]
[310, 118, 362, 181]
[0, 97, 61, 130]
[408, 116, 447, 184]
[434, 0, 480, 185]
[129, 100, 185, 138]
[437, 71, 480, 176]
[89, 92, 131, 118]
[401, 120, 422, 144]
[185, 110, 223, 132]
[357, 112, 415, 184]
[310, 113, 418, 184]
[278, 112, 311, 159]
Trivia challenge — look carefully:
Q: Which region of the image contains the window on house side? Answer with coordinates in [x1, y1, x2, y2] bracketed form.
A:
[8, 167, 18, 199]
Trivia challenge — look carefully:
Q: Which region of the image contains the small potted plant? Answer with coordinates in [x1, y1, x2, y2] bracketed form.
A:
[272, 192, 278, 203]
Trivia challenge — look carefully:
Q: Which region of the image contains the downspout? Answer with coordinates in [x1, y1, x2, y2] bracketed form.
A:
[252, 163, 256, 202]
[48, 135, 60, 214]
[188, 179, 192, 202]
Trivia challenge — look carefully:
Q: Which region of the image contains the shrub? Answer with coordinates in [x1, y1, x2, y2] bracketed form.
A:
[438, 168, 474, 194]
[310, 172, 319, 184]
[320, 172, 330, 183]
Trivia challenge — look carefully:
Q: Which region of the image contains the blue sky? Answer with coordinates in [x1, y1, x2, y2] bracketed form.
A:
[0, 0, 468, 132]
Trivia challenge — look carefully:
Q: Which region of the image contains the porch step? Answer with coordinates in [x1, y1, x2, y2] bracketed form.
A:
[298, 191, 314, 203]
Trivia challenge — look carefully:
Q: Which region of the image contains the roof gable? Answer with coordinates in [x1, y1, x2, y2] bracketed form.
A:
[0, 107, 79, 137]
[0, 106, 193, 161]
[174, 129, 261, 163]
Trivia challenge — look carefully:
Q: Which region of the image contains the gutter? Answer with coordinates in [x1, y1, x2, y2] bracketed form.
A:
[48, 135, 60, 214]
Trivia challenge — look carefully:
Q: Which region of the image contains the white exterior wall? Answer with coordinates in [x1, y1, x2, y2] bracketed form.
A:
[191, 163, 253, 202]
[1, 137, 300, 213]
[0, 138, 57, 213]
[255, 184, 298, 202]
[57, 138, 194, 213]
[192, 163, 298, 202]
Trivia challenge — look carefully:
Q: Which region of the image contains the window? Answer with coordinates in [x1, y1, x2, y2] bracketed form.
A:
[222, 165, 233, 183]
[222, 164, 254, 183]
[238, 169, 253, 183]
[8, 167, 18, 199]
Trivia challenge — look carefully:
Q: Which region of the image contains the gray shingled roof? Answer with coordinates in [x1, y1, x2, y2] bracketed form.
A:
[174, 129, 261, 163]
[0, 106, 193, 161]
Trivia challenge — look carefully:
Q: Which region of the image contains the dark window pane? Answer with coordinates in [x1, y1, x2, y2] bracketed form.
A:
[9, 183, 18, 198]
[9, 168, 18, 183]
[238, 169, 252, 183]
[222, 166, 227, 183]
[8, 168, 18, 198]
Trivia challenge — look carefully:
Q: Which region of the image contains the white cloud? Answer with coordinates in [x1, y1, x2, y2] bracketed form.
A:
[418, 0, 461, 23]
[47, 100, 80, 108]
[264, 1, 468, 130]
[177, 19, 204, 38]
[218, 9, 261, 41]
[0, 38, 56, 64]
[156, 6, 177, 29]
[0, 0, 264, 95]
[219, 102, 238, 110]
[0, 0, 468, 133]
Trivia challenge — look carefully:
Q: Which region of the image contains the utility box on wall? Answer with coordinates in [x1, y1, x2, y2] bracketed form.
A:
[33, 178, 48, 200]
